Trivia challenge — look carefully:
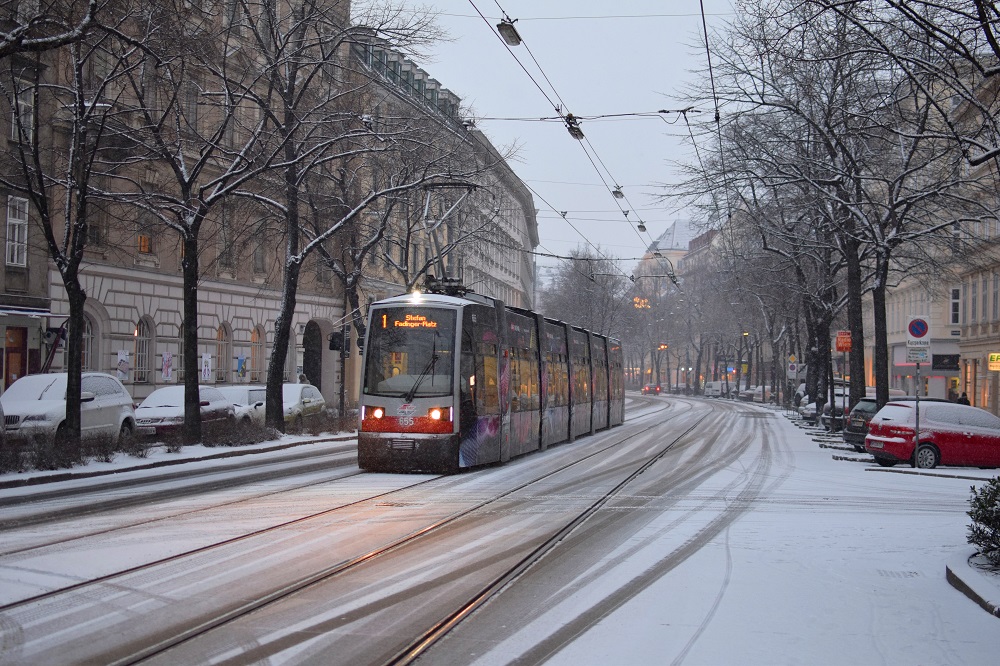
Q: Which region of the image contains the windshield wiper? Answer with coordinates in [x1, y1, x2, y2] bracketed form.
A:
[404, 333, 440, 403]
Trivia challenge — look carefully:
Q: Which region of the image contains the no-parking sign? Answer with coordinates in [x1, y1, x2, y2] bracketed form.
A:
[907, 316, 931, 348]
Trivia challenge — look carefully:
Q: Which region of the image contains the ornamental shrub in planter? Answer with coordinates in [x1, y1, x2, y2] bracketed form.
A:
[968, 477, 1000, 566]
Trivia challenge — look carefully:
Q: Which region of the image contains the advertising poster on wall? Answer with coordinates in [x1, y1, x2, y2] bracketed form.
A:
[201, 353, 212, 380]
[117, 350, 129, 381]
[162, 352, 172, 381]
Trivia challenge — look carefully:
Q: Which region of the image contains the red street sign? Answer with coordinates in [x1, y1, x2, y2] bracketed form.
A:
[835, 330, 852, 353]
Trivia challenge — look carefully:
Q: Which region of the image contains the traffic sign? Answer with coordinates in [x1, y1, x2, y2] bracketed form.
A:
[835, 330, 851, 352]
[907, 316, 930, 348]
[907, 347, 929, 363]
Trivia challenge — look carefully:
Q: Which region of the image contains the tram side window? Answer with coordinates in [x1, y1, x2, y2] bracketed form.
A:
[574, 362, 590, 404]
[477, 342, 500, 413]
[546, 353, 566, 407]
[510, 349, 522, 411]
[527, 356, 540, 409]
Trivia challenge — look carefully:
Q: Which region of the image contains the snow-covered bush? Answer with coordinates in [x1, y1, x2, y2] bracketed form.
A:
[968, 477, 1000, 566]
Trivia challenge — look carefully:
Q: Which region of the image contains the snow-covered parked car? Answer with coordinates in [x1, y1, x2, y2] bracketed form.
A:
[135, 385, 235, 439]
[283, 383, 326, 431]
[217, 385, 266, 427]
[0, 372, 136, 444]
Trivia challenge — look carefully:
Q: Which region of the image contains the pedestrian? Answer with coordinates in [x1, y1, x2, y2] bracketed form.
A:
[957, 392, 970, 405]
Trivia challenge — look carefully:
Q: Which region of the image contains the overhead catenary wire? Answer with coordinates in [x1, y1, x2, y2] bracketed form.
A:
[467, 0, 668, 260]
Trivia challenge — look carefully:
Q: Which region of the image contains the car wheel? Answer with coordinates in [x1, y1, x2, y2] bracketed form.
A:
[118, 421, 134, 445]
[914, 444, 940, 469]
[54, 423, 70, 446]
[874, 456, 897, 468]
[853, 445, 865, 454]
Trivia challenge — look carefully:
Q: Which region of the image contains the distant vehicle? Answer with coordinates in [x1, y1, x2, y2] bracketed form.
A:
[283, 383, 326, 431]
[703, 381, 728, 398]
[0, 372, 136, 445]
[641, 384, 661, 396]
[135, 385, 235, 438]
[217, 385, 266, 426]
[865, 401, 1000, 468]
[843, 396, 948, 453]
[821, 387, 906, 431]
[751, 385, 772, 403]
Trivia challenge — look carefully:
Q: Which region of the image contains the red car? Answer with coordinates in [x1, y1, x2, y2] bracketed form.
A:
[641, 384, 662, 395]
[865, 401, 1000, 468]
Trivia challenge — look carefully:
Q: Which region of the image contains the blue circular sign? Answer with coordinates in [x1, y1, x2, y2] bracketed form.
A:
[908, 318, 929, 338]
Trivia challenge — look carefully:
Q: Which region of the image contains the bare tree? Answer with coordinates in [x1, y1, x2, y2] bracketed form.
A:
[0, 0, 99, 58]
[0, 15, 140, 444]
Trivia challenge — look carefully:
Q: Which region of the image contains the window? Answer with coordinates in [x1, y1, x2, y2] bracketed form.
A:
[218, 208, 234, 270]
[983, 276, 989, 322]
[6, 196, 28, 266]
[994, 274, 999, 322]
[972, 280, 978, 322]
[952, 288, 961, 325]
[10, 81, 33, 142]
[65, 315, 95, 371]
[183, 79, 199, 131]
[250, 325, 264, 382]
[225, 0, 244, 37]
[135, 318, 152, 383]
[216, 325, 231, 382]
[137, 213, 156, 255]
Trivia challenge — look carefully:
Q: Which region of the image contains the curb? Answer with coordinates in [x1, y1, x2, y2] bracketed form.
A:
[946, 562, 1000, 619]
[0, 434, 357, 490]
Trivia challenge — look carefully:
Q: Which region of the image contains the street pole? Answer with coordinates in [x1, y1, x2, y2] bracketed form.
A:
[913, 362, 921, 468]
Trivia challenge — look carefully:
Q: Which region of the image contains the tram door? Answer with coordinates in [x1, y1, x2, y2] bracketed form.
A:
[458, 305, 502, 466]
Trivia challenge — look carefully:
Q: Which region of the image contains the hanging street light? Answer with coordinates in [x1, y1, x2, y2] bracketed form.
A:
[497, 19, 522, 46]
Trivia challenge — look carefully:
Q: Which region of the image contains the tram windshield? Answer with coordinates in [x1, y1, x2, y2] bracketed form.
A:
[364, 307, 456, 399]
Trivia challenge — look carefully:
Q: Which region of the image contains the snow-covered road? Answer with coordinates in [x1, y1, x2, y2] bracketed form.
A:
[0, 396, 996, 665]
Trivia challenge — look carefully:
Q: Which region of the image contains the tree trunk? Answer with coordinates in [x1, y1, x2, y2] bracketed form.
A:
[182, 231, 202, 445]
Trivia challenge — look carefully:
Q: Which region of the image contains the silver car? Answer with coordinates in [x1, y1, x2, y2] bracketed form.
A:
[1, 372, 136, 444]
[217, 385, 266, 426]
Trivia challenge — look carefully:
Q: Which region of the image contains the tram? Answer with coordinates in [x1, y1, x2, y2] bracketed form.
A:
[358, 289, 625, 473]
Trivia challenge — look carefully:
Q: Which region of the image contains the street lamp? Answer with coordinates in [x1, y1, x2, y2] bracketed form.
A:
[497, 18, 522, 46]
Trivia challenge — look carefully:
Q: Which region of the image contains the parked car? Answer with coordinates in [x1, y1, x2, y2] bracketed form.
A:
[641, 384, 661, 395]
[0, 372, 136, 444]
[798, 400, 819, 425]
[217, 385, 266, 426]
[283, 383, 326, 431]
[843, 396, 949, 452]
[865, 401, 1000, 468]
[135, 385, 235, 439]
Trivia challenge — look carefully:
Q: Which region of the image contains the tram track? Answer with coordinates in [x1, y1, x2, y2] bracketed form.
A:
[0, 399, 681, 665]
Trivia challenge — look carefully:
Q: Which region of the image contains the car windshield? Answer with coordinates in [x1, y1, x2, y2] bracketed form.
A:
[2, 374, 67, 401]
[363, 307, 456, 398]
[851, 400, 878, 415]
[138, 387, 184, 408]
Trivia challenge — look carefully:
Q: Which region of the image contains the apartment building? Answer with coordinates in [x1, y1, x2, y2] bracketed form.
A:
[0, 2, 537, 412]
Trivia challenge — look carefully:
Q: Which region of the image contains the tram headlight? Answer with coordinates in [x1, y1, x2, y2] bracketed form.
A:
[428, 407, 451, 421]
[367, 406, 385, 419]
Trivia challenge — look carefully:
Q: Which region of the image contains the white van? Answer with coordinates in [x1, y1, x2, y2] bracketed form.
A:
[704, 381, 727, 398]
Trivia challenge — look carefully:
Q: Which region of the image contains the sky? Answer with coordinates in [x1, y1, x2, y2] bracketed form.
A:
[2, 400, 998, 663]
[405, 1, 735, 274]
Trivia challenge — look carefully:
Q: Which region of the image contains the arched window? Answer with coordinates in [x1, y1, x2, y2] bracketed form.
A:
[134, 318, 153, 383]
[81, 316, 94, 371]
[62, 315, 95, 371]
[250, 325, 264, 382]
[216, 324, 231, 383]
